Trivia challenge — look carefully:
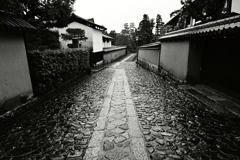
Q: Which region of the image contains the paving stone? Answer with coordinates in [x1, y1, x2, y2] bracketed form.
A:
[143, 130, 151, 135]
[151, 153, 165, 160]
[156, 138, 165, 145]
[148, 147, 155, 154]
[152, 126, 164, 132]
[168, 154, 181, 159]
[114, 136, 127, 144]
[160, 132, 173, 137]
[105, 130, 115, 137]
[107, 123, 116, 130]
[103, 140, 114, 151]
[112, 128, 125, 134]
[142, 125, 151, 130]
[114, 113, 127, 119]
[111, 119, 126, 126]
[145, 135, 155, 142]
[119, 123, 129, 130]
[122, 132, 129, 139]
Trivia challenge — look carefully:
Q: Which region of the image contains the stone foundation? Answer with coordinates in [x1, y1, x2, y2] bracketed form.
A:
[137, 59, 187, 85]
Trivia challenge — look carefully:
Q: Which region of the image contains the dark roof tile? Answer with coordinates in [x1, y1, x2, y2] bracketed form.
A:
[160, 15, 240, 40]
[0, 11, 35, 31]
[70, 13, 106, 31]
[139, 42, 161, 48]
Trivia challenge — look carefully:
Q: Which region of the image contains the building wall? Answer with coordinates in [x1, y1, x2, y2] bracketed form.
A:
[138, 48, 160, 67]
[103, 49, 126, 63]
[92, 29, 103, 52]
[187, 39, 202, 82]
[103, 41, 112, 48]
[56, 22, 93, 50]
[160, 40, 190, 80]
[0, 31, 33, 107]
[232, 0, 240, 14]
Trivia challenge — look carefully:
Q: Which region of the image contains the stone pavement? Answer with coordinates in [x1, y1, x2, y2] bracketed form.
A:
[84, 69, 148, 160]
[121, 63, 240, 160]
[0, 69, 115, 160]
[1, 61, 240, 160]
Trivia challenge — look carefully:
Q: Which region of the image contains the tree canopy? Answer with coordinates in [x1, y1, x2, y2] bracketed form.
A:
[0, 0, 76, 28]
[61, 28, 88, 41]
[0, 0, 76, 51]
[137, 14, 155, 45]
[155, 14, 165, 37]
[109, 30, 117, 45]
[181, 0, 229, 23]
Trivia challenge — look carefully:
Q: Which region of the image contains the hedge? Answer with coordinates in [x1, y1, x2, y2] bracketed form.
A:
[27, 49, 90, 96]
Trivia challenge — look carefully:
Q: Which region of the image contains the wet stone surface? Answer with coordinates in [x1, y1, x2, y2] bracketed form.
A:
[98, 70, 135, 160]
[119, 63, 240, 160]
[0, 69, 115, 160]
[1, 61, 240, 160]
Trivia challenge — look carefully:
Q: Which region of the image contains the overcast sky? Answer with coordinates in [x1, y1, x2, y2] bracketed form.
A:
[74, 0, 182, 33]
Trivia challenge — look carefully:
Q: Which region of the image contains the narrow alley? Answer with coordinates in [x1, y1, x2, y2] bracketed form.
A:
[0, 59, 240, 160]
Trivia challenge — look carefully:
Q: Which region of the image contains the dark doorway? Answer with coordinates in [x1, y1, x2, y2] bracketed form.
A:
[201, 35, 240, 99]
[89, 51, 103, 67]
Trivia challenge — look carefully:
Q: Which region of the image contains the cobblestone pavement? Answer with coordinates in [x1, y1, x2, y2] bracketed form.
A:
[1, 61, 240, 160]
[120, 63, 240, 160]
[84, 69, 148, 160]
[0, 69, 115, 160]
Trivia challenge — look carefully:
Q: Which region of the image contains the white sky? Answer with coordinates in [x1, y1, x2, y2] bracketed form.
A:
[74, 0, 182, 33]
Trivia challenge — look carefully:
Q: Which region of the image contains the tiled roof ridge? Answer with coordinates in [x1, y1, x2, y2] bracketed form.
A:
[165, 15, 240, 36]
[0, 10, 16, 16]
[71, 13, 106, 30]
[139, 42, 161, 48]
[102, 34, 114, 39]
[0, 10, 36, 31]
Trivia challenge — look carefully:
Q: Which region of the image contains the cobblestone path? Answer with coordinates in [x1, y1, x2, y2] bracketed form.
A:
[84, 69, 148, 160]
[1, 62, 240, 160]
[0, 69, 115, 160]
[121, 63, 240, 160]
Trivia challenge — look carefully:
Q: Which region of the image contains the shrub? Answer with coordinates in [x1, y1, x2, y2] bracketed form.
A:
[27, 49, 90, 96]
[25, 29, 60, 51]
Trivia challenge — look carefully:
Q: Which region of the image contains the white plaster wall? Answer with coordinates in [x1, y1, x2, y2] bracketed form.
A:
[103, 49, 126, 63]
[103, 41, 111, 48]
[232, 0, 240, 14]
[55, 22, 93, 49]
[0, 31, 33, 105]
[92, 29, 103, 52]
[138, 48, 160, 66]
[160, 41, 190, 80]
[109, 41, 112, 47]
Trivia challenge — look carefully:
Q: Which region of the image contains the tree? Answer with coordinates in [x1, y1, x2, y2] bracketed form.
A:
[0, 0, 76, 28]
[121, 23, 130, 35]
[155, 14, 165, 37]
[129, 22, 136, 36]
[180, 0, 229, 23]
[109, 30, 117, 45]
[0, 0, 76, 51]
[137, 14, 155, 45]
[61, 28, 88, 48]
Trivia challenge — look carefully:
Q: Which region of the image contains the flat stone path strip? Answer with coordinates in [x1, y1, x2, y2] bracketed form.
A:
[84, 69, 149, 160]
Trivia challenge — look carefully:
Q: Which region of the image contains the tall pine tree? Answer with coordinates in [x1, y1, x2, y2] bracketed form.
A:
[138, 14, 155, 45]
